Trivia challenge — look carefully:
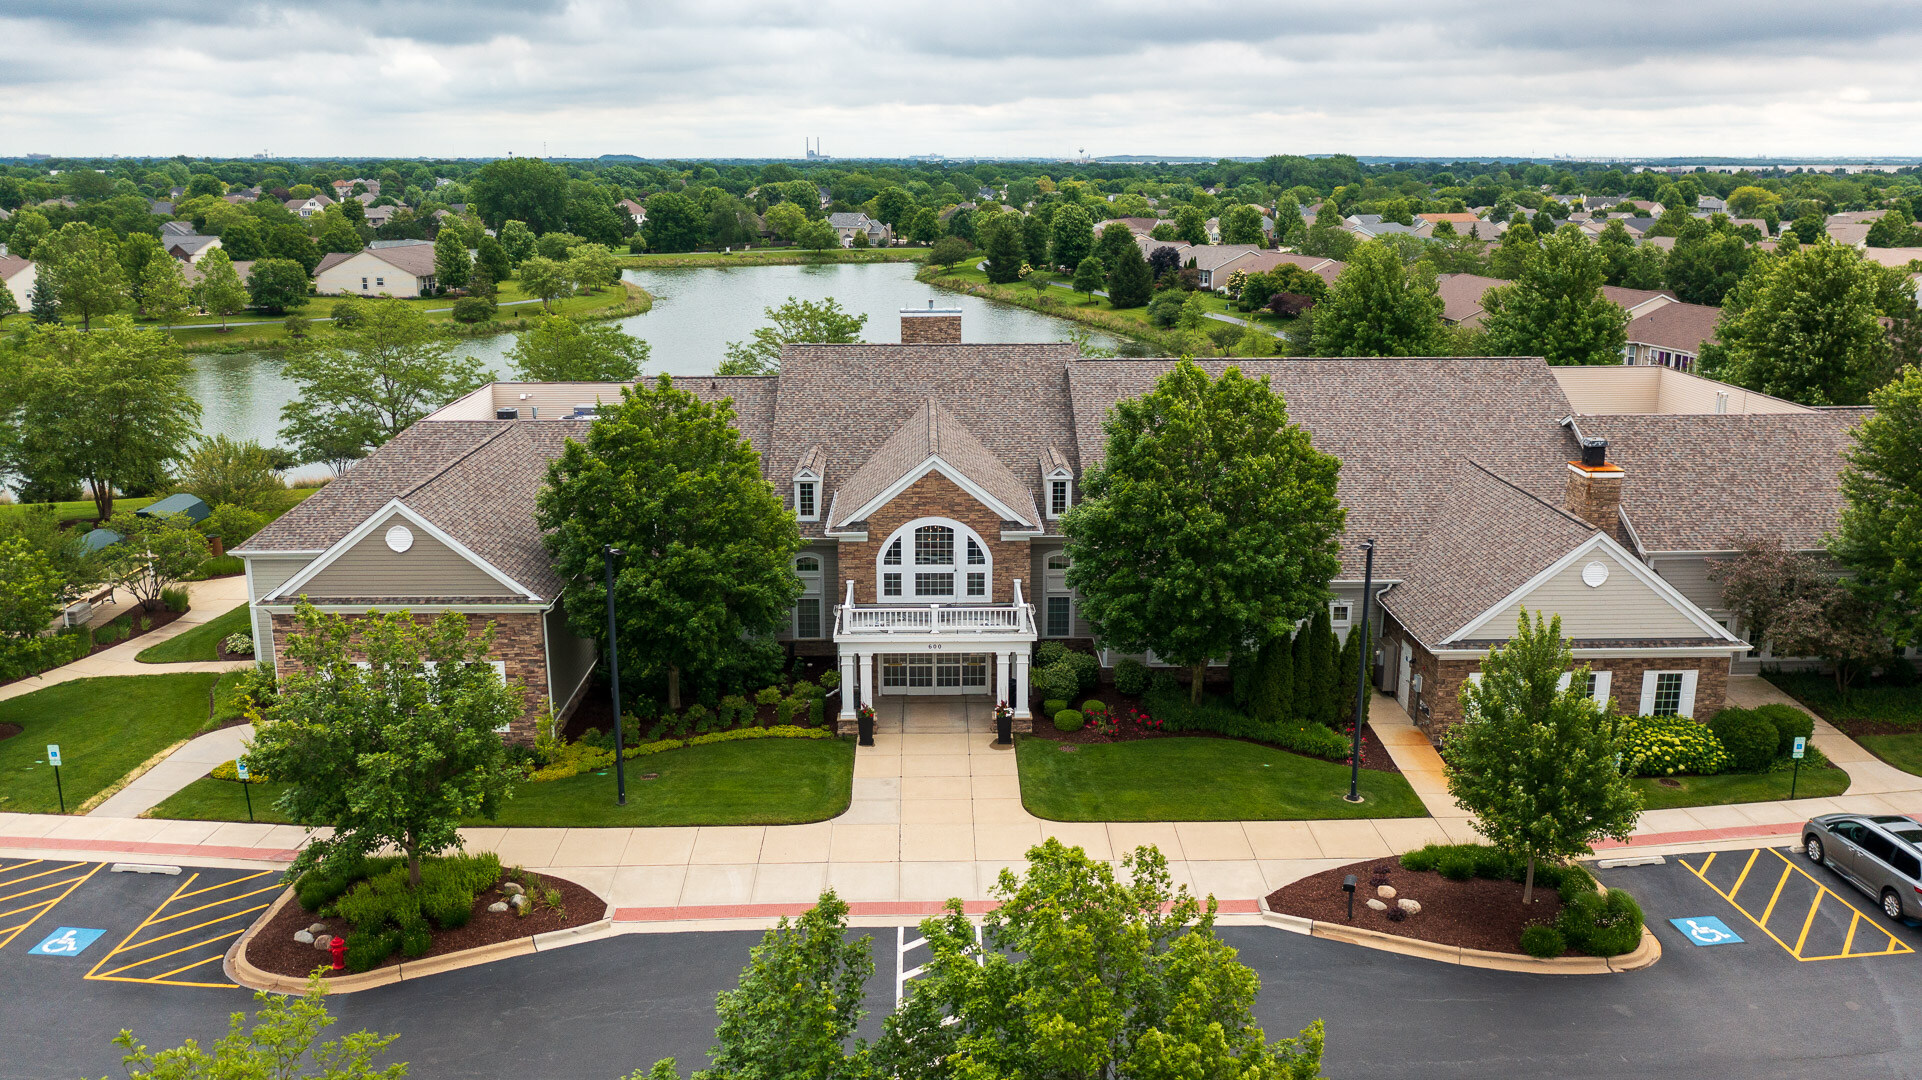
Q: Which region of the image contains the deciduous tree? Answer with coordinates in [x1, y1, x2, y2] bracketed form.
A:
[1444, 611, 1640, 903]
[1699, 240, 1894, 406]
[433, 224, 471, 291]
[247, 604, 520, 887]
[245, 257, 310, 315]
[515, 255, 571, 311]
[1831, 366, 1922, 649]
[36, 222, 127, 329]
[468, 157, 568, 233]
[718, 296, 865, 376]
[101, 508, 209, 610]
[507, 315, 651, 382]
[1048, 204, 1094, 270]
[1071, 255, 1104, 300]
[928, 235, 971, 271]
[643, 191, 707, 253]
[1312, 240, 1444, 357]
[1479, 227, 1628, 365]
[173, 434, 289, 512]
[191, 248, 250, 330]
[535, 375, 802, 710]
[1064, 360, 1344, 702]
[1220, 202, 1265, 245]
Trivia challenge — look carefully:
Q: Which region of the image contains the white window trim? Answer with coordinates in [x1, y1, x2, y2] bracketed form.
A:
[1637, 669, 1697, 718]
[1330, 602, 1352, 628]
[1556, 669, 1612, 702]
[874, 516, 991, 605]
[793, 471, 820, 522]
[1046, 474, 1073, 519]
[793, 555, 823, 638]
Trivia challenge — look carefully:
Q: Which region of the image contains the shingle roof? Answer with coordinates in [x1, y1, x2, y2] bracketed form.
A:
[1377, 460, 1597, 644]
[1624, 301, 1720, 354]
[313, 244, 439, 279]
[1064, 357, 1578, 581]
[1573, 411, 1867, 553]
[1435, 273, 1506, 324]
[1183, 244, 1265, 273]
[1601, 285, 1677, 312]
[0, 254, 31, 282]
[826, 399, 1039, 529]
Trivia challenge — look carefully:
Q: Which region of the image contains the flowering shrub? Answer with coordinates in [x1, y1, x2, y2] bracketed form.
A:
[1122, 705, 1163, 733]
[220, 633, 255, 656]
[1621, 714, 1731, 777]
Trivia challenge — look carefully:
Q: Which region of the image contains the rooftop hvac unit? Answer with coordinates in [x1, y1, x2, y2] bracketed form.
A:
[571, 404, 598, 418]
[496, 407, 519, 420]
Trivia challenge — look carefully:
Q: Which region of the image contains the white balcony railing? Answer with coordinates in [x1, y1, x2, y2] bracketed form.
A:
[834, 580, 1036, 637]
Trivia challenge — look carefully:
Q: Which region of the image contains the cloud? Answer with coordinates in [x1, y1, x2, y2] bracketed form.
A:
[0, 0, 1919, 157]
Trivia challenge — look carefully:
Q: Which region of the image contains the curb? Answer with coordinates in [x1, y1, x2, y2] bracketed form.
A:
[1257, 896, 1661, 974]
[226, 887, 615, 994]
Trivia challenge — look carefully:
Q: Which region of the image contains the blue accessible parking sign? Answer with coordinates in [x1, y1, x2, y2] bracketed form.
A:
[28, 927, 106, 957]
[1670, 916, 1744, 946]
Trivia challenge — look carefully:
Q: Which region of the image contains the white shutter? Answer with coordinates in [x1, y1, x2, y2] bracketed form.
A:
[1638, 672, 1659, 716]
[1556, 672, 1573, 692]
[1677, 670, 1699, 718]
[1592, 670, 1612, 704]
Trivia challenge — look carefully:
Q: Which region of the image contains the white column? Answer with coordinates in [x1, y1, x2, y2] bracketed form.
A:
[1013, 651, 1031, 718]
[859, 651, 876, 712]
[838, 649, 857, 720]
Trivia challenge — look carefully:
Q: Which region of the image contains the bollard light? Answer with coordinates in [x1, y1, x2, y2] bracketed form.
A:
[1342, 874, 1358, 921]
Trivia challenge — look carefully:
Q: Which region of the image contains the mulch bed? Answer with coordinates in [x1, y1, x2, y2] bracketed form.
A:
[245, 870, 605, 979]
[1267, 858, 1567, 956]
[216, 645, 256, 663]
[1023, 686, 1400, 774]
[0, 723, 19, 741]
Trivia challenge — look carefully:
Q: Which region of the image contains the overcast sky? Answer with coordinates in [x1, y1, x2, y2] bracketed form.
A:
[4, 1, 1921, 160]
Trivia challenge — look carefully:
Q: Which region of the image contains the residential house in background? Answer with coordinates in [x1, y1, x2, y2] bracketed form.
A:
[826, 212, 891, 247]
[1621, 300, 1719, 372]
[618, 198, 647, 227]
[1343, 214, 1430, 239]
[1863, 247, 1922, 303]
[285, 193, 335, 218]
[160, 221, 223, 264]
[1091, 217, 1162, 237]
[313, 239, 439, 298]
[0, 254, 35, 311]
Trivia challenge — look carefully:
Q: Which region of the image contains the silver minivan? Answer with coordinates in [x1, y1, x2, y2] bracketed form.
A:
[1803, 814, 1922, 921]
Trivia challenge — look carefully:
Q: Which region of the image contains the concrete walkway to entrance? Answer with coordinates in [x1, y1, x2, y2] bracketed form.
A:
[0, 576, 253, 704]
[7, 676, 1921, 924]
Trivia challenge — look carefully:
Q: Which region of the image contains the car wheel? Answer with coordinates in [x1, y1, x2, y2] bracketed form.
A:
[1805, 837, 1825, 865]
[1884, 890, 1904, 921]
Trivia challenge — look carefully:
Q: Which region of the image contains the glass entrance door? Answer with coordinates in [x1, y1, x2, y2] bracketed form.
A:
[879, 653, 991, 694]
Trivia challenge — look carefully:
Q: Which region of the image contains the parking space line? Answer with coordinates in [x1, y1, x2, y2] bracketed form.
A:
[83, 869, 265, 988]
[0, 861, 101, 951]
[1678, 847, 1914, 962]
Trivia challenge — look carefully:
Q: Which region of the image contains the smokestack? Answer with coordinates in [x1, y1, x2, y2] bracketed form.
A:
[1565, 438, 1626, 541]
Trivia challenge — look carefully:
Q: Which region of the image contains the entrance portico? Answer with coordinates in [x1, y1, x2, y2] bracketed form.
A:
[833, 580, 1038, 736]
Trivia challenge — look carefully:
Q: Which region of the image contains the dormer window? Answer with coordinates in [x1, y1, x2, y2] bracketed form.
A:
[795, 480, 817, 520]
[1049, 478, 1071, 517]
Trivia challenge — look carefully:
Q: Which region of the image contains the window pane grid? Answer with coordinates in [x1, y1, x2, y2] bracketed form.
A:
[966, 572, 986, 597]
[914, 526, 954, 565]
[1653, 672, 1684, 716]
[883, 572, 902, 596]
[884, 539, 902, 565]
[915, 572, 955, 597]
[966, 538, 985, 565]
[1047, 596, 1071, 637]
[1051, 480, 1068, 516]
[796, 599, 820, 639]
[797, 482, 815, 517]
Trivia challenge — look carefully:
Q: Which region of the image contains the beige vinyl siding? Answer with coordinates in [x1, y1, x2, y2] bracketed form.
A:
[297, 512, 515, 599]
[1647, 555, 1728, 616]
[1551, 366, 1812, 416]
[544, 601, 598, 713]
[313, 250, 426, 299]
[1464, 549, 1706, 641]
[431, 382, 630, 421]
[246, 555, 312, 645]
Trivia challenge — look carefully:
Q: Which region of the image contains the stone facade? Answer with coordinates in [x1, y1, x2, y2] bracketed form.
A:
[268, 609, 550, 743]
[900, 310, 962, 344]
[839, 471, 1030, 605]
[1563, 462, 1628, 544]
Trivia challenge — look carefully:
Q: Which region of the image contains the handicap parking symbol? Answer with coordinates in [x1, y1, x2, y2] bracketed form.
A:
[28, 927, 106, 958]
[1669, 916, 1744, 947]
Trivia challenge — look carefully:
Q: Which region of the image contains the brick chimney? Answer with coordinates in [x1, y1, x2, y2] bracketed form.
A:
[900, 301, 962, 344]
[1565, 437, 1626, 541]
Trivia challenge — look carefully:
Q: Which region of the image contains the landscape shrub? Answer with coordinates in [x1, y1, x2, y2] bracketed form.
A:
[718, 694, 749, 727]
[1557, 889, 1644, 957]
[1147, 290, 1185, 327]
[1053, 709, 1084, 733]
[1033, 662, 1079, 705]
[1751, 703, 1815, 757]
[344, 929, 400, 973]
[819, 670, 841, 691]
[808, 696, 825, 728]
[1436, 850, 1477, 882]
[210, 759, 269, 783]
[1042, 699, 1069, 718]
[1060, 650, 1101, 693]
[755, 686, 782, 706]
[1520, 925, 1566, 959]
[1082, 700, 1108, 717]
[1266, 719, 1350, 760]
[1113, 658, 1150, 695]
[1708, 708, 1779, 773]
[1036, 642, 1069, 668]
[0, 628, 92, 683]
[1621, 714, 1731, 776]
[199, 504, 268, 549]
[1148, 670, 1180, 696]
[775, 697, 796, 725]
[451, 296, 496, 323]
[398, 918, 433, 959]
[160, 586, 190, 613]
[220, 633, 254, 656]
[94, 618, 131, 645]
[685, 703, 712, 734]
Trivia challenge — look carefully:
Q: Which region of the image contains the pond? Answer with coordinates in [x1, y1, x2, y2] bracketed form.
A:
[187, 262, 1146, 478]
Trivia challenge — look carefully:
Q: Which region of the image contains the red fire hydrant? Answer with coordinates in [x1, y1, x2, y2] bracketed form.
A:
[330, 935, 346, 972]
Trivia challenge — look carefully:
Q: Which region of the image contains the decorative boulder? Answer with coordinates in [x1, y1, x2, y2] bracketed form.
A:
[306, 923, 327, 935]
[1376, 885, 1397, 899]
[1398, 898, 1421, 914]
[502, 882, 525, 896]
[509, 893, 529, 910]
[487, 901, 509, 913]
[1365, 898, 1389, 912]
[313, 934, 334, 953]
[293, 929, 315, 945]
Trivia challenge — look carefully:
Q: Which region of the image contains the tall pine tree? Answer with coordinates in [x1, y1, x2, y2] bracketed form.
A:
[1291, 626, 1316, 722]
[1254, 631, 1295, 723]
[1309, 608, 1338, 726]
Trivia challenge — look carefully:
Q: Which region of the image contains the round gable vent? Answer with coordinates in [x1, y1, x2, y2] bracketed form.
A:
[1581, 560, 1609, 588]
[385, 525, 415, 553]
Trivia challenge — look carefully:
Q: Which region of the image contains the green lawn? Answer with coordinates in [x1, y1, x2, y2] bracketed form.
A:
[1014, 736, 1428, 821]
[1854, 733, 1922, 778]
[0, 673, 223, 813]
[1629, 766, 1851, 810]
[149, 736, 855, 827]
[136, 603, 251, 663]
[1765, 672, 1922, 725]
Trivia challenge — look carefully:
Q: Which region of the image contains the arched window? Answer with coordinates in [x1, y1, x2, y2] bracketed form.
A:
[877, 518, 991, 603]
[793, 555, 822, 638]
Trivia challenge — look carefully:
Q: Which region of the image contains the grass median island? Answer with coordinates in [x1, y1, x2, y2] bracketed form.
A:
[135, 603, 252, 663]
[1628, 766, 1851, 810]
[0, 673, 222, 813]
[1014, 735, 1428, 821]
[149, 735, 856, 827]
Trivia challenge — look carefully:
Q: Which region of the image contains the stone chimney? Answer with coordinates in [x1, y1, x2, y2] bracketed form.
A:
[1565, 437, 1626, 541]
[900, 301, 962, 344]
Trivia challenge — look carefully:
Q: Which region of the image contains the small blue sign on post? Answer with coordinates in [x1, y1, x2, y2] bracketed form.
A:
[45, 744, 60, 767]
[1792, 737, 1807, 759]
[235, 759, 250, 781]
[28, 927, 105, 957]
[1669, 916, 1744, 947]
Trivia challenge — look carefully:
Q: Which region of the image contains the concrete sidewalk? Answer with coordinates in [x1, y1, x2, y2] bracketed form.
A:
[0, 576, 253, 704]
[87, 723, 254, 818]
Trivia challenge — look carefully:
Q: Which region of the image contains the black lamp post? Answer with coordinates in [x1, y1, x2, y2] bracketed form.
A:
[603, 545, 627, 807]
[1345, 539, 1375, 804]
